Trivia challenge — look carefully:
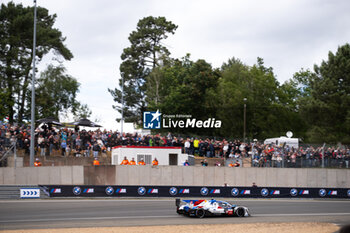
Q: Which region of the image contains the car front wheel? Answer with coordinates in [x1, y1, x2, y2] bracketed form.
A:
[235, 207, 245, 217]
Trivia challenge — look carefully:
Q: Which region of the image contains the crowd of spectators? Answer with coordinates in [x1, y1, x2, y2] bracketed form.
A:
[0, 122, 188, 157]
[251, 145, 350, 168]
[180, 137, 350, 169]
[1, 121, 350, 168]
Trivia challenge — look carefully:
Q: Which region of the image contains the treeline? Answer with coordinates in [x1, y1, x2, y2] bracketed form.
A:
[109, 16, 350, 143]
[0, 2, 90, 124]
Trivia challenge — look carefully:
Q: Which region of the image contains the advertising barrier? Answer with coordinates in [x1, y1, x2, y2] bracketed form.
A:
[40, 185, 350, 199]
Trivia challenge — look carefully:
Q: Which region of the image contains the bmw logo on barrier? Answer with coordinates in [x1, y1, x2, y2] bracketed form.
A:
[231, 188, 239, 196]
[105, 186, 114, 195]
[200, 187, 209, 196]
[290, 188, 298, 197]
[73, 186, 81, 195]
[169, 187, 178, 196]
[347, 190, 350, 197]
[138, 187, 146, 195]
[319, 189, 326, 197]
[261, 188, 269, 197]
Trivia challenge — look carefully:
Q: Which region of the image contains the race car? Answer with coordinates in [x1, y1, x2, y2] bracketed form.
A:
[176, 199, 250, 218]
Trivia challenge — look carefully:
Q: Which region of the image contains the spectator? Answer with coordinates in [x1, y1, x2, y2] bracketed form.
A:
[276, 154, 283, 167]
[138, 158, 146, 165]
[48, 134, 54, 156]
[271, 152, 277, 167]
[149, 136, 153, 147]
[152, 157, 159, 166]
[60, 140, 67, 156]
[120, 156, 129, 165]
[74, 145, 82, 157]
[93, 157, 100, 166]
[345, 153, 350, 168]
[84, 142, 91, 157]
[234, 152, 241, 159]
[189, 138, 194, 155]
[92, 142, 100, 158]
[228, 151, 235, 159]
[253, 155, 259, 167]
[184, 138, 190, 154]
[23, 138, 30, 155]
[129, 157, 136, 165]
[201, 159, 208, 166]
[183, 160, 190, 166]
[234, 160, 240, 167]
[38, 134, 45, 156]
[34, 158, 42, 167]
[223, 140, 229, 158]
[64, 143, 70, 156]
[193, 138, 199, 155]
[209, 141, 215, 157]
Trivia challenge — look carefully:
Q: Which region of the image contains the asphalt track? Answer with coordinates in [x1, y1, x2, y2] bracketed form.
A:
[0, 198, 350, 230]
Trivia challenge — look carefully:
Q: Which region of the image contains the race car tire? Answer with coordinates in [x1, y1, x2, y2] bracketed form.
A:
[195, 208, 206, 218]
[235, 207, 245, 217]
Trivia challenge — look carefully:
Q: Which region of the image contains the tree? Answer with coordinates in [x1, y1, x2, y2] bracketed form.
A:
[216, 57, 251, 138]
[216, 57, 302, 139]
[109, 16, 177, 124]
[146, 54, 192, 112]
[295, 44, 350, 143]
[146, 54, 220, 135]
[277, 79, 306, 138]
[167, 57, 219, 122]
[32, 65, 89, 121]
[0, 2, 73, 123]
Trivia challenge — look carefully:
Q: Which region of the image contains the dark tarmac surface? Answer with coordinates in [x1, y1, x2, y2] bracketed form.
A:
[0, 198, 349, 230]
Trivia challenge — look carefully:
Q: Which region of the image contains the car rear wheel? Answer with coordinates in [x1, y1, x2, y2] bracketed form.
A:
[195, 208, 205, 218]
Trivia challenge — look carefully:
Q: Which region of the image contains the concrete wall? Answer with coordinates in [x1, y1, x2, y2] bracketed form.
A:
[84, 166, 350, 188]
[1, 166, 349, 188]
[0, 166, 84, 185]
[112, 166, 350, 188]
[84, 166, 116, 185]
[7, 157, 24, 167]
[22, 156, 111, 167]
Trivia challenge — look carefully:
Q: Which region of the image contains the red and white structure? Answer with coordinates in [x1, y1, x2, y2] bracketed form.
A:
[111, 146, 193, 165]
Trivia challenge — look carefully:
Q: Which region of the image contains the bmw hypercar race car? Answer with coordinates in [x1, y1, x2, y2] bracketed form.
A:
[176, 199, 250, 218]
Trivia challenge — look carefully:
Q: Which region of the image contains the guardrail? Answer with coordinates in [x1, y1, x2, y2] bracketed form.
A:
[0, 185, 49, 199]
[40, 185, 350, 199]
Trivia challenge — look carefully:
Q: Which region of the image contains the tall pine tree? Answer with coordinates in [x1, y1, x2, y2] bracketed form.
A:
[109, 16, 177, 124]
[0, 2, 73, 123]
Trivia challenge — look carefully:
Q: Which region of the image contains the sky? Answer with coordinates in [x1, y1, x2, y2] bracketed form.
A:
[8, 0, 350, 131]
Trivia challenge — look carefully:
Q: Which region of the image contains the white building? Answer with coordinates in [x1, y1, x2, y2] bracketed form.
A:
[111, 146, 194, 166]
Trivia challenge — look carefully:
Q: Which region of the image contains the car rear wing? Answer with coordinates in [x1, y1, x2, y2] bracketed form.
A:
[176, 199, 207, 207]
[176, 198, 180, 207]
